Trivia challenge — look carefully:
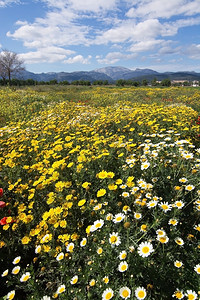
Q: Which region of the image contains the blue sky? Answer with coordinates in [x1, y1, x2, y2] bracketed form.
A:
[1, 0, 200, 73]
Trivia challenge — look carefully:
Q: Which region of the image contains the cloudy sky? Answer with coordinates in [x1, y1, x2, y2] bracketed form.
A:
[0, 0, 200, 73]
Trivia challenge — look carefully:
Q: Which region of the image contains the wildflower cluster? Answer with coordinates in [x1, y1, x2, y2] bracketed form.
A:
[0, 87, 199, 299]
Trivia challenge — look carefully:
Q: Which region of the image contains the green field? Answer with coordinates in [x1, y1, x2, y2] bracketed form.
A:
[0, 86, 199, 300]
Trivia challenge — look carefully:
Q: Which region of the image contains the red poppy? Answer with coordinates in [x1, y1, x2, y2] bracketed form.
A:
[0, 201, 6, 208]
[0, 217, 7, 225]
[0, 188, 3, 197]
[0, 216, 14, 225]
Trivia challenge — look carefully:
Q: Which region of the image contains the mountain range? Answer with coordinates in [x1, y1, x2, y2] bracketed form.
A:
[18, 66, 200, 83]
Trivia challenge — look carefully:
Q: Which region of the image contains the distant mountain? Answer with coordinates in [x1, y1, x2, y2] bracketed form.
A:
[17, 67, 200, 83]
[19, 70, 113, 82]
[94, 66, 159, 80]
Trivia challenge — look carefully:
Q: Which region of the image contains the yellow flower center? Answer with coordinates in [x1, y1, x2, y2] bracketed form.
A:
[175, 291, 183, 299]
[122, 290, 129, 297]
[110, 236, 117, 243]
[121, 264, 127, 271]
[23, 275, 29, 281]
[138, 291, 145, 298]
[105, 292, 112, 300]
[59, 287, 65, 293]
[73, 278, 78, 284]
[161, 204, 168, 210]
[142, 246, 149, 253]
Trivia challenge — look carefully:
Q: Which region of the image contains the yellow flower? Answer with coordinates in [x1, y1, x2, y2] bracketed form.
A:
[103, 276, 109, 284]
[108, 183, 117, 190]
[97, 189, 106, 197]
[82, 182, 91, 189]
[107, 172, 115, 178]
[78, 199, 86, 206]
[0, 241, 6, 248]
[97, 170, 108, 179]
[116, 179, 123, 185]
[21, 236, 31, 245]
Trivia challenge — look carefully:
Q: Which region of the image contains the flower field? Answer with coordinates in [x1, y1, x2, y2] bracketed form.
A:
[0, 86, 200, 300]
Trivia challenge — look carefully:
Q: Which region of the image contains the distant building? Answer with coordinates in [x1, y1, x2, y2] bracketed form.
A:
[171, 80, 186, 86]
[192, 80, 199, 87]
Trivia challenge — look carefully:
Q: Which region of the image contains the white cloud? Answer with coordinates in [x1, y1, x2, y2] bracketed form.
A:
[161, 17, 200, 36]
[129, 39, 164, 53]
[95, 19, 162, 45]
[186, 44, 200, 59]
[126, 0, 200, 19]
[4, 0, 200, 68]
[19, 47, 75, 64]
[42, 0, 118, 12]
[96, 52, 137, 64]
[64, 55, 92, 64]
[0, 0, 19, 7]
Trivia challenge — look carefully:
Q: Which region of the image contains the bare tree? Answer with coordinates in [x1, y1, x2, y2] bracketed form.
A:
[0, 49, 25, 84]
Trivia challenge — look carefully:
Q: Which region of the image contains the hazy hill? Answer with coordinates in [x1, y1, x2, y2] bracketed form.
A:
[18, 67, 200, 83]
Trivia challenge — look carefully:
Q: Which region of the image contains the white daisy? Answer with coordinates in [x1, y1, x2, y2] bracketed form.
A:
[168, 219, 178, 226]
[70, 275, 78, 285]
[80, 238, 87, 247]
[179, 177, 188, 183]
[12, 266, 20, 275]
[174, 201, 185, 209]
[66, 242, 74, 252]
[141, 161, 150, 170]
[35, 245, 42, 254]
[12, 256, 21, 265]
[185, 290, 197, 300]
[194, 264, 200, 274]
[102, 288, 114, 300]
[172, 290, 184, 299]
[185, 185, 195, 191]
[56, 284, 65, 294]
[156, 229, 166, 237]
[159, 202, 172, 212]
[6, 290, 15, 300]
[118, 261, 128, 272]
[122, 192, 130, 198]
[113, 213, 125, 223]
[20, 272, 31, 282]
[1, 269, 8, 277]
[119, 286, 131, 299]
[56, 252, 64, 261]
[135, 286, 147, 299]
[134, 212, 142, 219]
[157, 235, 169, 244]
[119, 250, 127, 260]
[137, 241, 154, 258]
[147, 200, 158, 209]
[174, 260, 183, 268]
[175, 237, 184, 246]
[93, 219, 104, 230]
[109, 232, 121, 247]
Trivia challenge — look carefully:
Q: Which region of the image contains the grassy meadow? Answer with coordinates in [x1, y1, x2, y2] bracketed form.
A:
[0, 86, 199, 300]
